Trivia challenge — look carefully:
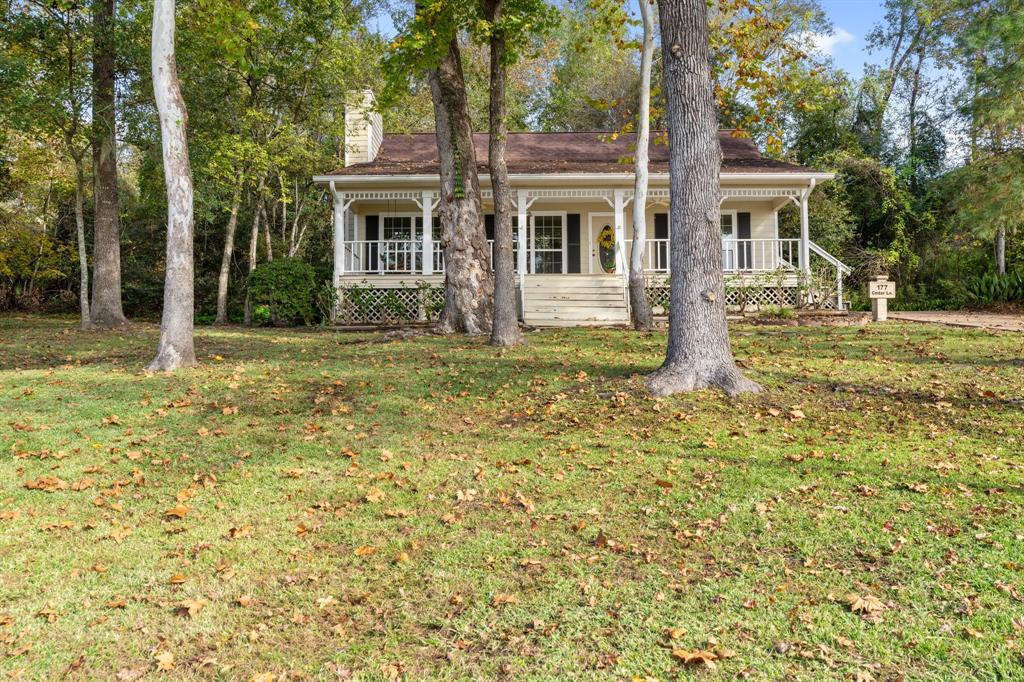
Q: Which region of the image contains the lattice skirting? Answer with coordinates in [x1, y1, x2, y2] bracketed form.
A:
[645, 285, 671, 313]
[723, 286, 799, 309]
[339, 280, 836, 325]
[644, 282, 839, 312]
[645, 285, 797, 312]
[338, 284, 444, 324]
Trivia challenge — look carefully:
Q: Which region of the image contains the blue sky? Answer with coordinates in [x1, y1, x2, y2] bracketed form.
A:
[816, 0, 887, 78]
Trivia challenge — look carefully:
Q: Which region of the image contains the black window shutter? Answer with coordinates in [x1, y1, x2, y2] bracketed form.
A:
[654, 213, 669, 270]
[654, 213, 668, 239]
[566, 214, 581, 273]
[365, 215, 379, 271]
[484, 214, 494, 241]
[737, 212, 751, 269]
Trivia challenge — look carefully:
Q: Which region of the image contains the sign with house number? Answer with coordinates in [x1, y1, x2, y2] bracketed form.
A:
[868, 276, 894, 322]
[868, 278, 896, 299]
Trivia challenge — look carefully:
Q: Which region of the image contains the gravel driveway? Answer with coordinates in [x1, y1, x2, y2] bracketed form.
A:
[888, 310, 1024, 332]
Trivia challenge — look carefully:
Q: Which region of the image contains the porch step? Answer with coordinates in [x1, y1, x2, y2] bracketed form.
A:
[527, 293, 626, 302]
[522, 274, 629, 327]
[528, 274, 622, 284]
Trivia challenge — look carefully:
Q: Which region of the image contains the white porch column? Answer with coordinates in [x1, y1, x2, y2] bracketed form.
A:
[613, 188, 625, 275]
[421, 190, 433, 275]
[799, 179, 815, 274]
[773, 209, 780, 269]
[516, 192, 528, 275]
[517, 192, 528, 318]
[331, 183, 345, 287]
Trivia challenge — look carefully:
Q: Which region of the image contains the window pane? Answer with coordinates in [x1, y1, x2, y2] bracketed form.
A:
[720, 214, 733, 237]
[383, 216, 412, 240]
[533, 252, 562, 274]
[530, 215, 563, 274]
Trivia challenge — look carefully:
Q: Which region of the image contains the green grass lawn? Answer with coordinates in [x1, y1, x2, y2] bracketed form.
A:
[1, 315, 1022, 680]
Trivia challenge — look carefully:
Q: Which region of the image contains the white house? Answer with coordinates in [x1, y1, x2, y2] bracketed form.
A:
[314, 91, 849, 326]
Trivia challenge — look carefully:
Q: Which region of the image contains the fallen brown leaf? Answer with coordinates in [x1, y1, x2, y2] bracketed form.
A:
[163, 505, 190, 520]
[672, 649, 718, 669]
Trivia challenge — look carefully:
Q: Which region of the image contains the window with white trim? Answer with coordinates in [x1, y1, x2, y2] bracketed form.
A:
[382, 215, 413, 241]
[532, 214, 563, 274]
[381, 216, 415, 272]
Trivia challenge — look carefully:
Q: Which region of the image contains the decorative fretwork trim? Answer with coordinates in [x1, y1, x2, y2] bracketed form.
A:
[340, 186, 805, 206]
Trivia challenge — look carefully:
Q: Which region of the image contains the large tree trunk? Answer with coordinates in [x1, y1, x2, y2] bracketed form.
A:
[215, 184, 242, 325]
[148, 0, 196, 371]
[646, 0, 760, 397]
[90, 0, 127, 328]
[486, 0, 523, 347]
[243, 180, 263, 326]
[629, 0, 656, 331]
[429, 37, 493, 335]
[996, 224, 1006, 274]
[72, 155, 91, 331]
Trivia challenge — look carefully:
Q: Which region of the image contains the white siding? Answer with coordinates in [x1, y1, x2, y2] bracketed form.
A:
[344, 90, 382, 167]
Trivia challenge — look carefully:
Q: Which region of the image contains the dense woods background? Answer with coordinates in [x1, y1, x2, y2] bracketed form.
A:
[1, 0, 1022, 321]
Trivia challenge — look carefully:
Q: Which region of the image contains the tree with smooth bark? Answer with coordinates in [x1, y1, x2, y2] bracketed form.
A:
[646, 0, 760, 397]
[243, 176, 265, 326]
[628, 0, 656, 331]
[90, 0, 127, 328]
[148, 0, 196, 371]
[71, 149, 91, 330]
[206, 133, 266, 326]
[214, 182, 242, 324]
[485, 0, 523, 347]
[482, 0, 556, 346]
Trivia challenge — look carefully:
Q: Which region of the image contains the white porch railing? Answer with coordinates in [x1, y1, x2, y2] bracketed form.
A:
[623, 238, 671, 272]
[722, 238, 801, 272]
[623, 238, 802, 273]
[344, 240, 421, 275]
[344, 239, 503, 275]
[344, 237, 809, 276]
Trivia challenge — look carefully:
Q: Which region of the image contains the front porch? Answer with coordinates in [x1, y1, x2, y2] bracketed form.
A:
[325, 183, 850, 326]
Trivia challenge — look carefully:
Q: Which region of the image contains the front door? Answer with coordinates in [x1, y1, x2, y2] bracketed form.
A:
[588, 213, 616, 274]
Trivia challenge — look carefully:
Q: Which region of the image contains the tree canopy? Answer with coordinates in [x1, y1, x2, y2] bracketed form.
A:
[0, 0, 1022, 319]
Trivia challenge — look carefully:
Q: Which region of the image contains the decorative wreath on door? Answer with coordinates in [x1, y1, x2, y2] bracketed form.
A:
[598, 225, 616, 274]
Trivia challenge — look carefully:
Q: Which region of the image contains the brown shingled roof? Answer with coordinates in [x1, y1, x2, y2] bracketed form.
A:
[323, 130, 816, 176]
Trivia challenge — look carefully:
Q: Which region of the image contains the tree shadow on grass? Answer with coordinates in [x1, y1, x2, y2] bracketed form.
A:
[770, 370, 1024, 413]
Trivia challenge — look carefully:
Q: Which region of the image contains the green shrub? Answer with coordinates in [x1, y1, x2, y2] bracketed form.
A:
[248, 258, 319, 326]
[889, 281, 968, 311]
[963, 272, 1024, 307]
[252, 304, 271, 326]
[762, 305, 795, 320]
[314, 281, 339, 322]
